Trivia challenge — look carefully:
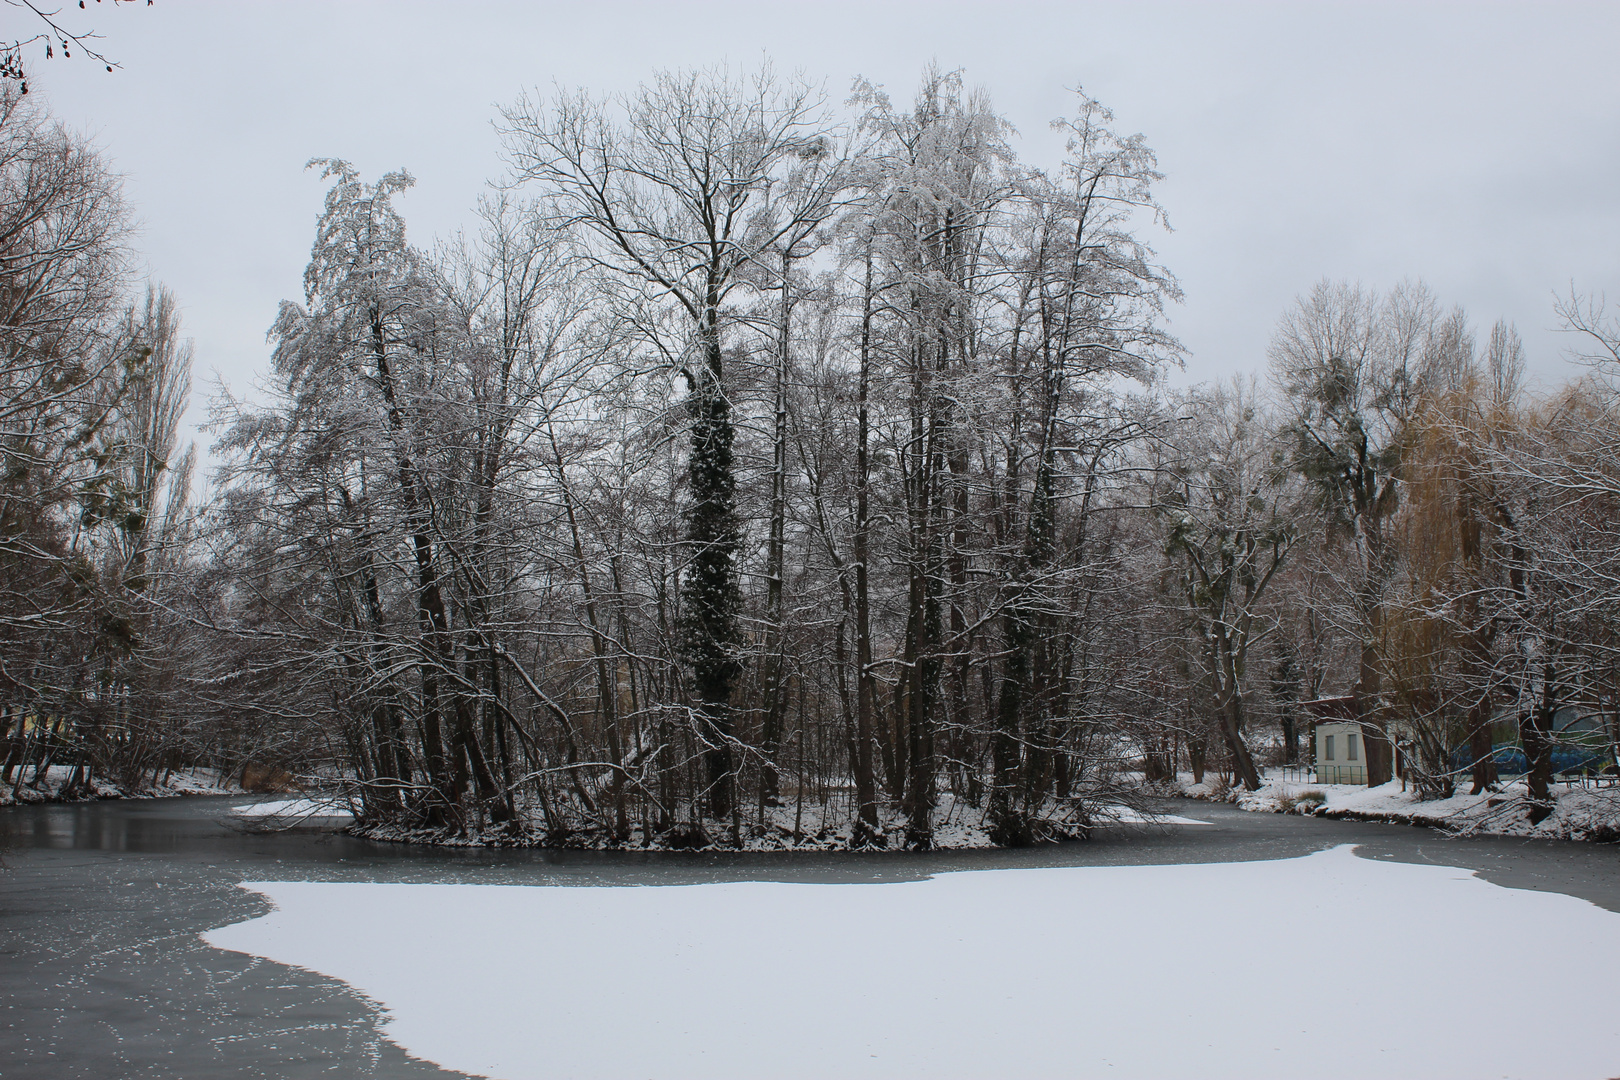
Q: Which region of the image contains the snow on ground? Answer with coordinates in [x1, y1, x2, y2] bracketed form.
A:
[1104, 806, 1211, 825]
[1230, 774, 1620, 840]
[203, 846, 1620, 1080]
[0, 764, 233, 805]
[229, 797, 355, 821]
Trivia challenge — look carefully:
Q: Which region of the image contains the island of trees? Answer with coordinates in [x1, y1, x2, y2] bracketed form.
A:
[4, 67, 1617, 846]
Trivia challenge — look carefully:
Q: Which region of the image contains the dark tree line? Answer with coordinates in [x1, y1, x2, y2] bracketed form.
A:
[0, 86, 199, 798]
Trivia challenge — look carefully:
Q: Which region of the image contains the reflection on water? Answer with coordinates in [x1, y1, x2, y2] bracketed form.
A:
[4, 796, 269, 853]
[0, 795, 1131, 887]
[2, 796, 589, 867]
[0, 796, 954, 885]
[8, 800, 215, 852]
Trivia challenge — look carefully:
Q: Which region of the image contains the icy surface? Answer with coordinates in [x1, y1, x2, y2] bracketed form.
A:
[203, 846, 1620, 1080]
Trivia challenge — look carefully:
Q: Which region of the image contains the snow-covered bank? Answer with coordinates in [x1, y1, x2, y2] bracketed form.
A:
[229, 797, 355, 823]
[1221, 776, 1620, 841]
[347, 794, 1205, 851]
[203, 845, 1620, 1080]
[0, 765, 235, 806]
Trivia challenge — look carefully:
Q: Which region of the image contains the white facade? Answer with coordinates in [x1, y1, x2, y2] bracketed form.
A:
[1315, 720, 1366, 785]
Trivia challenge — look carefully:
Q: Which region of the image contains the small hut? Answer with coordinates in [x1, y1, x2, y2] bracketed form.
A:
[1314, 720, 1366, 785]
[1300, 698, 1366, 785]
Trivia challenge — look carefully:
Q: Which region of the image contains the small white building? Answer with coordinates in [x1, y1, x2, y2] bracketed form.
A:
[1315, 720, 1366, 785]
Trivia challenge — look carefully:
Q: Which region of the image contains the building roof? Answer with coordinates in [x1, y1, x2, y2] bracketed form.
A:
[1301, 697, 1356, 721]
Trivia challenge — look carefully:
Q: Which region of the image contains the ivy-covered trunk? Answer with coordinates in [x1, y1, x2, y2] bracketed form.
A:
[681, 322, 742, 831]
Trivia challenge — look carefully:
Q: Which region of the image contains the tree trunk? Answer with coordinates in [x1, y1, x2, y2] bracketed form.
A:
[1466, 691, 1499, 795]
[990, 604, 1030, 844]
[759, 248, 793, 811]
[850, 249, 880, 844]
[681, 316, 741, 833]
[1353, 639, 1392, 786]
[1523, 667, 1559, 824]
[1216, 683, 1263, 792]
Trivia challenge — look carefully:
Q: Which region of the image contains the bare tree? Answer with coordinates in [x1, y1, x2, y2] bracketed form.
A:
[1269, 280, 1462, 786]
[501, 64, 839, 833]
[0, 88, 209, 800]
[2, 0, 144, 92]
[190, 64, 1189, 849]
[1153, 380, 1297, 791]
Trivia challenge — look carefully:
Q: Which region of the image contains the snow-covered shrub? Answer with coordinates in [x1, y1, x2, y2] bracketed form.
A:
[1294, 790, 1326, 812]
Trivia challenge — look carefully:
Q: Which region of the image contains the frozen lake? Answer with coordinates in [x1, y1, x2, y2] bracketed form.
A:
[5, 796, 1619, 1078]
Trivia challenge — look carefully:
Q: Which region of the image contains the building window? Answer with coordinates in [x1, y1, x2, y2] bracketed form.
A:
[1347, 733, 1359, 761]
[1325, 735, 1335, 761]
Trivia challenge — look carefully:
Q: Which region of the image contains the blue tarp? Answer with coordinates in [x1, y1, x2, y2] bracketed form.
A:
[1447, 742, 1608, 776]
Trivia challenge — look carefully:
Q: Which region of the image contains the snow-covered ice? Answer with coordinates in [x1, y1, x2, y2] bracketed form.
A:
[203, 846, 1620, 1080]
[1103, 806, 1211, 825]
[229, 797, 353, 821]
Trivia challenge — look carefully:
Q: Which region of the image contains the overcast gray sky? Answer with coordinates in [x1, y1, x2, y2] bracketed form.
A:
[22, 1, 1620, 476]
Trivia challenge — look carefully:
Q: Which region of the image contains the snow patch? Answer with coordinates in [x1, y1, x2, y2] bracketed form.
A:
[203, 847, 1620, 1080]
[1233, 776, 1620, 840]
[229, 797, 354, 822]
[0, 765, 233, 805]
[1103, 806, 1212, 825]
